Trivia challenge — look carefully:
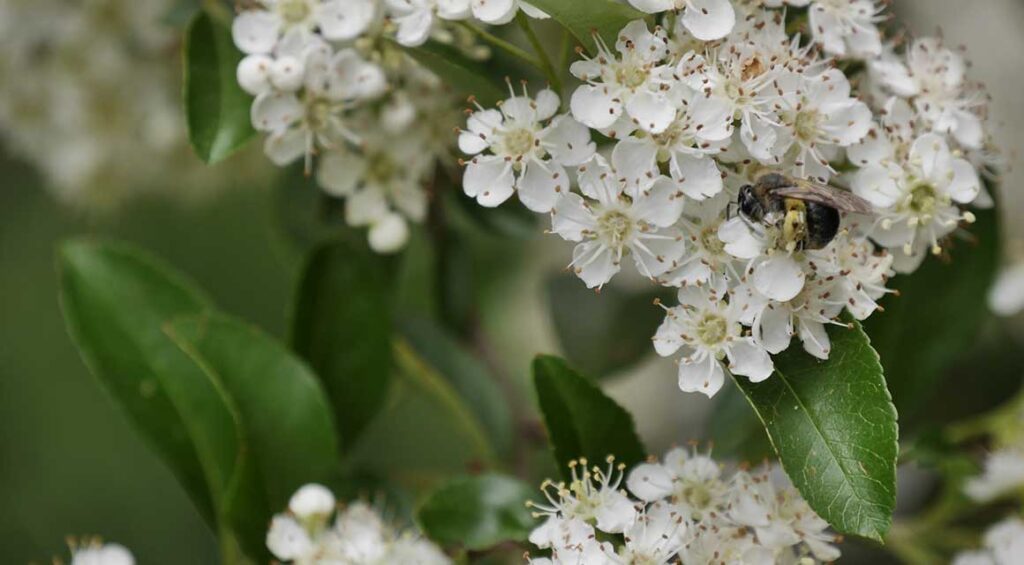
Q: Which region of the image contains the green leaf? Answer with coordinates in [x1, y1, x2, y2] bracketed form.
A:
[417, 473, 536, 551]
[290, 238, 394, 452]
[404, 40, 506, 106]
[521, 0, 646, 54]
[547, 275, 671, 378]
[707, 383, 773, 462]
[400, 317, 514, 458]
[533, 355, 646, 480]
[733, 321, 898, 542]
[184, 11, 255, 164]
[864, 196, 1001, 424]
[57, 239, 222, 526]
[168, 313, 342, 502]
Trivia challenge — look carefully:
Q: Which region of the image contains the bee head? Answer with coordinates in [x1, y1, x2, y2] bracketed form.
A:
[737, 184, 765, 221]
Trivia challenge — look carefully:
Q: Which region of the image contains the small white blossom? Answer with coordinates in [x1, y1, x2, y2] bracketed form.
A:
[528, 456, 638, 540]
[653, 278, 774, 397]
[953, 517, 1024, 565]
[232, 0, 376, 55]
[989, 260, 1024, 317]
[807, 0, 884, 59]
[626, 0, 737, 41]
[627, 446, 730, 519]
[551, 157, 686, 288]
[965, 448, 1024, 503]
[69, 541, 135, 565]
[387, 0, 471, 47]
[460, 87, 595, 212]
[569, 21, 675, 134]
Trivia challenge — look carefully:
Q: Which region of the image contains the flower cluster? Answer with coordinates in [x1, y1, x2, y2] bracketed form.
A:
[230, 0, 555, 252]
[266, 483, 450, 564]
[0, 0, 266, 208]
[952, 516, 1024, 565]
[458, 1, 994, 397]
[526, 448, 840, 564]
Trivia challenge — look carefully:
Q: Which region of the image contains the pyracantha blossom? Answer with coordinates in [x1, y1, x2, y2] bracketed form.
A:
[870, 37, 988, 150]
[852, 132, 980, 271]
[551, 157, 686, 288]
[528, 449, 840, 563]
[625, 0, 737, 41]
[989, 259, 1024, 317]
[266, 483, 451, 564]
[528, 456, 638, 541]
[460, 87, 595, 212]
[805, 0, 885, 59]
[653, 278, 774, 397]
[386, 0, 471, 47]
[232, 0, 376, 54]
[717, 213, 809, 302]
[569, 21, 676, 135]
[251, 48, 386, 170]
[964, 448, 1024, 503]
[67, 539, 135, 565]
[952, 517, 1024, 565]
[772, 68, 873, 182]
[658, 189, 742, 286]
[742, 269, 846, 360]
[318, 121, 432, 253]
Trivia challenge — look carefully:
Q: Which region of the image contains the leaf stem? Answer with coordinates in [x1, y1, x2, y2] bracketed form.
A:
[516, 13, 563, 94]
[457, 21, 542, 70]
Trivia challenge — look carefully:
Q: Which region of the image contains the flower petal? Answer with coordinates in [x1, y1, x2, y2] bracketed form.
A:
[753, 255, 806, 302]
[571, 85, 623, 130]
[517, 161, 568, 213]
[727, 338, 774, 382]
[681, 0, 736, 41]
[625, 90, 676, 134]
[232, 10, 281, 55]
[678, 355, 725, 398]
[464, 157, 515, 206]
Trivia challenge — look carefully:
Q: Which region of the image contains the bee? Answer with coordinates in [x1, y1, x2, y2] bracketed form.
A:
[737, 172, 873, 251]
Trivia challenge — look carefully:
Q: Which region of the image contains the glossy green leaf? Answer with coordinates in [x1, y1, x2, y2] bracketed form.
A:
[864, 195, 1002, 423]
[707, 383, 773, 462]
[533, 355, 646, 480]
[57, 240, 222, 525]
[405, 40, 506, 106]
[184, 11, 255, 164]
[547, 275, 671, 378]
[733, 321, 898, 542]
[522, 0, 645, 54]
[417, 473, 536, 551]
[168, 314, 341, 502]
[290, 238, 394, 452]
[400, 317, 514, 458]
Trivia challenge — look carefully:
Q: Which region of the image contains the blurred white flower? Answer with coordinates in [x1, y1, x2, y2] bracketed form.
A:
[989, 261, 1024, 317]
[232, 0, 375, 55]
[807, 0, 884, 59]
[69, 541, 135, 565]
[965, 448, 1024, 503]
[953, 517, 1024, 565]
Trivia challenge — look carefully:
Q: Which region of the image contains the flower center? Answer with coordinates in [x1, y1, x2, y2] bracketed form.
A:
[278, 0, 312, 24]
[699, 224, 725, 255]
[793, 109, 821, 143]
[615, 63, 649, 90]
[366, 152, 396, 186]
[305, 98, 332, 131]
[695, 312, 729, 347]
[654, 120, 688, 155]
[680, 482, 714, 512]
[598, 210, 634, 247]
[499, 127, 536, 158]
[741, 57, 766, 82]
[906, 180, 942, 216]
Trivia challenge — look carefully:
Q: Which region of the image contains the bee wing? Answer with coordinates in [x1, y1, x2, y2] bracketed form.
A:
[773, 179, 874, 214]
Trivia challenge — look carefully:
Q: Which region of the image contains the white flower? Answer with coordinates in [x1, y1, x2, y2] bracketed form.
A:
[658, 190, 741, 286]
[468, 0, 547, 24]
[678, 526, 775, 565]
[236, 32, 329, 96]
[870, 38, 987, 150]
[267, 484, 451, 564]
[70, 542, 135, 565]
[717, 215, 807, 302]
[569, 21, 675, 134]
[653, 278, 774, 397]
[831, 236, 894, 320]
[744, 274, 845, 360]
[387, 0, 471, 47]
[251, 48, 385, 171]
[773, 68, 872, 181]
[954, 517, 1024, 565]
[288, 483, 337, 517]
[551, 157, 686, 288]
[318, 123, 431, 253]
[460, 87, 595, 212]
[964, 448, 1024, 503]
[852, 132, 980, 270]
[600, 501, 686, 564]
[989, 261, 1024, 317]
[528, 457, 639, 539]
[627, 446, 730, 519]
[609, 89, 733, 199]
[626, 0, 736, 41]
[807, 0, 884, 59]
[232, 0, 375, 55]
